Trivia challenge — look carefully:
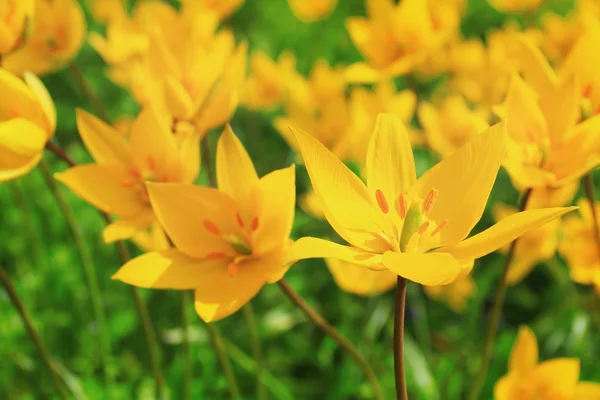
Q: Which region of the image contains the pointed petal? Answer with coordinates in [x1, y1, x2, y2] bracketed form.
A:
[55, 164, 145, 217]
[286, 237, 384, 270]
[0, 68, 49, 132]
[76, 108, 131, 166]
[24, 72, 56, 134]
[440, 206, 578, 261]
[290, 125, 387, 251]
[0, 119, 46, 182]
[366, 113, 416, 206]
[505, 74, 548, 144]
[509, 326, 538, 375]
[103, 210, 154, 243]
[574, 382, 600, 399]
[494, 375, 518, 400]
[540, 77, 581, 144]
[516, 34, 557, 95]
[344, 62, 382, 83]
[382, 251, 467, 286]
[164, 75, 194, 120]
[416, 122, 506, 246]
[176, 129, 201, 184]
[532, 359, 580, 398]
[326, 258, 396, 296]
[147, 182, 240, 259]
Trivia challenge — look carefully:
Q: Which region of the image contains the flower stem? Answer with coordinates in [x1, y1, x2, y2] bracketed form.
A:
[68, 63, 110, 122]
[277, 279, 383, 400]
[393, 277, 408, 400]
[39, 160, 113, 394]
[201, 137, 216, 187]
[204, 322, 242, 400]
[584, 173, 600, 257]
[468, 188, 532, 400]
[0, 265, 69, 399]
[242, 303, 266, 400]
[181, 292, 192, 400]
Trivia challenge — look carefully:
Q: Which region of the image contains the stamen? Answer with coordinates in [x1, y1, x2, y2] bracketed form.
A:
[375, 189, 389, 214]
[583, 84, 592, 98]
[396, 194, 408, 218]
[418, 221, 430, 235]
[251, 217, 259, 231]
[227, 262, 237, 277]
[206, 251, 226, 260]
[431, 220, 447, 236]
[422, 189, 438, 215]
[236, 212, 244, 228]
[203, 220, 220, 235]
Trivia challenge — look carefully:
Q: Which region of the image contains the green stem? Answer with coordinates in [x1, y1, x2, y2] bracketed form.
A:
[584, 173, 600, 258]
[181, 292, 192, 400]
[277, 279, 383, 400]
[68, 63, 110, 122]
[393, 277, 408, 400]
[0, 265, 69, 399]
[243, 303, 266, 400]
[204, 322, 242, 400]
[39, 160, 113, 394]
[201, 137, 216, 187]
[9, 180, 43, 270]
[468, 188, 532, 400]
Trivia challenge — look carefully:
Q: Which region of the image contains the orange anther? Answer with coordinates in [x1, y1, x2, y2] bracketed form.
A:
[375, 189, 389, 214]
[422, 189, 438, 215]
[129, 169, 142, 180]
[251, 217, 259, 231]
[236, 212, 245, 228]
[396, 194, 408, 218]
[583, 84, 593, 98]
[431, 220, 447, 236]
[227, 262, 237, 277]
[418, 221, 430, 235]
[203, 220, 220, 235]
[206, 251, 226, 260]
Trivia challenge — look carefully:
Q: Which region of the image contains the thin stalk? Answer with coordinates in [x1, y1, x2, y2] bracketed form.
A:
[584, 173, 600, 257]
[68, 63, 110, 122]
[0, 265, 69, 399]
[181, 292, 192, 400]
[9, 180, 43, 269]
[277, 279, 383, 400]
[243, 303, 266, 400]
[393, 277, 408, 400]
[467, 188, 532, 400]
[204, 322, 242, 400]
[45, 142, 76, 167]
[39, 160, 113, 393]
[201, 137, 216, 187]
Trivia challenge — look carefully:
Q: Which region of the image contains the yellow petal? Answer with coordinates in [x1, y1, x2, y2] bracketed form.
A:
[344, 62, 382, 83]
[0, 68, 49, 132]
[147, 182, 240, 259]
[164, 75, 195, 120]
[290, 125, 387, 251]
[286, 237, 385, 270]
[509, 326, 538, 375]
[493, 375, 518, 400]
[575, 382, 600, 399]
[0, 119, 46, 182]
[516, 34, 557, 95]
[326, 258, 396, 296]
[540, 77, 581, 144]
[440, 206, 578, 261]
[102, 210, 154, 243]
[253, 165, 296, 254]
[532, 359, 580, 398]
[76, 109, 131, 166]
[216, 125, 259, 222]
[175, 128, 201, 184]
[194, 257, 268, 322]
[416, 122, 506, 247]
[366, 113, 416, 210]
[382, 251, 467, 286]
[505, 74, 548, 144]
[23, 72, 56, 135]
[55, 164, 145, 217]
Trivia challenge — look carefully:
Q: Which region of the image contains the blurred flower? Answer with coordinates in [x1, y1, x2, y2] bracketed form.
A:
[2, 0, 85, 76]
[90, 0, 128, 24]
[242, 50, 297, 110]
[179, 0, 244, 20]
[424, 274, 476, 313]
[560, 199, 600, 293]
[287, 114, 576, 286]
[495, 326, 600, 399]
[55, 107, 200, 243]
[418, 94, 489, 157]
[488, 0, 546, 14]
[327, 258, 397, 296]
[0, 68, 55, 182]
[287, 0, 338, 22]
[0, 0, 33, 55]
[113, 127, 296, 322]
[345, 0, 459, 82]
[537, 9, 597, 63]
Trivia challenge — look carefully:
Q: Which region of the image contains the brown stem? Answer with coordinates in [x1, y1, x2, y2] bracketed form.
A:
[201, 137, 216, 187]
[393, 277, 408, 400]
[277, 279, 383, 400]
[45, 142, 76, 167]
[68, 63, 110, 122]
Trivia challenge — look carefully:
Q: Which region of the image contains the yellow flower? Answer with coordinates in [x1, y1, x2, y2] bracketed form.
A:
[488, 0, 546, 13]
[242, 50, 297, 110]
[345, 0, 459, 82]
[418, 94, 489, 157]
[2, 0, 85, 76]
[0, 67, 55, 182]
[424, 274, 476, 313]
[287, 113, 576, 286]
[560, 199, 600, 293]
[55, 107, 200, 243]
[88, 21, 149, 66]
[287, 0, 338, 22]
[538, 10, 595, 63]
[495, 326, 600, 400]
[113, 126, 296, 322]
[327, 258, 397, 296]
[90, 0, 127, 24]
[0, 0, 33, 55]
[179, 0, 244, 20]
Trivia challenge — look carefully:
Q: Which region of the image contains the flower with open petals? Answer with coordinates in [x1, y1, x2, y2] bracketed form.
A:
[495, 326, 600, 400]
[242, 50, 297, 110]
[2, 0, 85, 76]
[287, 113, 576, 286]
[0, 68, 55, 182]
[55, 107, 200, 243]
[287, 0, 338, 22]
[113, 127, 296, 322]
[0, 0, 33, 55]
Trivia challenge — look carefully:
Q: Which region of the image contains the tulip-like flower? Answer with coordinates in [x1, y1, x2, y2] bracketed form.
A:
[495, 326, 600, 399]
[242, 50, 297, 110]
[287, 113, 576, 286]
[55, 107, 200, 243]
[0, 0, 33, 55]
[2, 0, 85, 76]
[287, 0, 338, 22]
[113, 127, 296, 322]
[0, 68, 55, 182]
